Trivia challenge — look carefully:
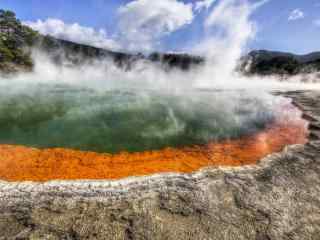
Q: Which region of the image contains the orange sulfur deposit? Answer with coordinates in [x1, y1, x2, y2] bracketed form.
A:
[0, 106, 308, 182]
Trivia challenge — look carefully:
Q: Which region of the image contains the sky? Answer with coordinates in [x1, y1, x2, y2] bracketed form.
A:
[0, 0, 319, 54]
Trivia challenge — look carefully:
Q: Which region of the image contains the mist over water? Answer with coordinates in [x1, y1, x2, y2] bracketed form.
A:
[0, 85, 279, 153]
[0, 0, 317, 153]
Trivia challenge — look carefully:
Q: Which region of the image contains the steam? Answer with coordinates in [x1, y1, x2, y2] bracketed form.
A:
[7, 0, 320, 91]
[191, 0, 320, 89]
[0, 84, 284, 153]
[5, 51, 199, 91]
[195, 0, 256, 70]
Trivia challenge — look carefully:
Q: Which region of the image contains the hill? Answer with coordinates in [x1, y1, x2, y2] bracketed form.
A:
[0, 9, 203, 74]
[240, 50, 320, 76]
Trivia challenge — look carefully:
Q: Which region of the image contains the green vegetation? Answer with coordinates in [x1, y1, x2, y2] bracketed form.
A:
[0, 9, 39, 72]
[250, 56, 300, 75]
[242, 50, 320, 76]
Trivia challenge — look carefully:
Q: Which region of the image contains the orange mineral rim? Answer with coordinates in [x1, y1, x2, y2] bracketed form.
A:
[0, 102, 308, 182]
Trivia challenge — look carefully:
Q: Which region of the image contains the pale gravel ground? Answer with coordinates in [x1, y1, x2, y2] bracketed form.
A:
[0, 90, 320, 240]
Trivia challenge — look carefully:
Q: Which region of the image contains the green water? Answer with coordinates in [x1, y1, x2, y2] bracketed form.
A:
[0, 85, 275, 153]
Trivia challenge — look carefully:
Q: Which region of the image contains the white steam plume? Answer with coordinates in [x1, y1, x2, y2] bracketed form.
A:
[192, 0, 265, 88]
[1, 0, 320, 93]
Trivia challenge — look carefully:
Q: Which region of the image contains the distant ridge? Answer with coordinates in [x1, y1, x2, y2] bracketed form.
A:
[0, 9, 203, 73]
[240, 50, 320, 76]
[248, 50, 320, 64]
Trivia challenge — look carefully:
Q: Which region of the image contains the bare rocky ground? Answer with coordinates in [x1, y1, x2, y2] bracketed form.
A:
[0, 91, 320, 240]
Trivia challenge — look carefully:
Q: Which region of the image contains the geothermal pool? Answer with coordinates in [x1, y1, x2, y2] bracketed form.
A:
[0, 85, 308, 181]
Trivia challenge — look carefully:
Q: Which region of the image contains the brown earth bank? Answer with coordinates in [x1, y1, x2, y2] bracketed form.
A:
[0, 112, 307, 182]
[0, 91, 320, 240]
